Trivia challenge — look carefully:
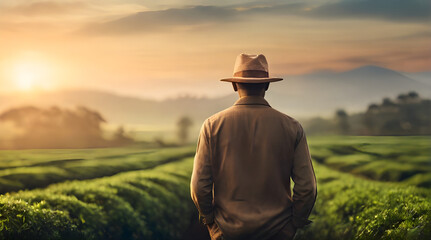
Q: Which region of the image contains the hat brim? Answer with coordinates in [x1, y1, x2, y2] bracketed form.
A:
[220, 77, 283, 83]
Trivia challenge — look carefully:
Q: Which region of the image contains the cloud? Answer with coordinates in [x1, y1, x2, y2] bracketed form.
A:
[8, 1, 88, 16]
[81, 0, 430, 35]
[81, 2, 310, 35]
[242, 0, 431, 22]
[394, 30, 431, 40]
[82, 5, 239, 34]
[333, 55, 383, 65]
[310, 0, 431, 22]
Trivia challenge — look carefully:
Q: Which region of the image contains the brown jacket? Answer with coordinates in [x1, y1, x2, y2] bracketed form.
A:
[191, 96, 317, 240]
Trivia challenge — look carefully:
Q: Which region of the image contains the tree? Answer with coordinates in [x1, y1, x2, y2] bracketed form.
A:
[382, 98, 395, 106]
[112, 126, 134, 146]
[397, 94, 408, 103]
[335, 109, 350, 135]
[407, 91, 419, 99]
[398, 92, 419, 104]
[0, 106, 109, 149]
[177, 116, 193, 144]
[366, 104, 379, 114]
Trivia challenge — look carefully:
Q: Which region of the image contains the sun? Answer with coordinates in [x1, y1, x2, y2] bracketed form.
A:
[11, 56, 52, 91]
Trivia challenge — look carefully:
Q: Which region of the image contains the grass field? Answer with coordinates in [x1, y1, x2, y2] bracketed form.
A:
[0, 136, 430, 239]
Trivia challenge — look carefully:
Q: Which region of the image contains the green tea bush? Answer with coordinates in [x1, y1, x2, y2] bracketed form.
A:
[309, 136, 431, 188]
[0, 147, 195, 193]
[0, 157, 195, 240]
[324, 154, 374, 171]
[296, 162, 431, 240]
[0, 198, 80, 239]
[405, 174, 431, 188]
[351, 161, 426, 182]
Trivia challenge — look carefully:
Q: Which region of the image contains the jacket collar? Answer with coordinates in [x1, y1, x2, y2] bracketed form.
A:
[234, 96, 271, 107]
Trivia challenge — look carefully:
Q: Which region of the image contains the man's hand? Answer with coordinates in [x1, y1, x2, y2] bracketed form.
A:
[199, 211, 214, 225]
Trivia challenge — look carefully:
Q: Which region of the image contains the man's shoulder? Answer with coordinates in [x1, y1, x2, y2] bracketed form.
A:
[205, 105, 302, 127]
[270, 108, 302, 125]
[206, 106, 235, 123]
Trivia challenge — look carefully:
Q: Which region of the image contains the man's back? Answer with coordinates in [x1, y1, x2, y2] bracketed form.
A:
[191, 54, 317, 240]
[191, 96, 317, 240]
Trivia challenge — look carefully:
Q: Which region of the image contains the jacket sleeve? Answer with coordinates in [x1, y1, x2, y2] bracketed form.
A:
[291, 124, 317, 228]
[190, 119, 214, 224]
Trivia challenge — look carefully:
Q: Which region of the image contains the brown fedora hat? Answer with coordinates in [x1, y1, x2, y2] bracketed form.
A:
[220, 53, 283, 83]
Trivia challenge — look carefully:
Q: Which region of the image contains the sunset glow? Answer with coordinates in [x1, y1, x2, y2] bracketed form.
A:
[0, 0, 429, 99]
[13, 59, 51, 91]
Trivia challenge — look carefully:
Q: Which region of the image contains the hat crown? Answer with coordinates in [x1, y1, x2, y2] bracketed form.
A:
[233, 53, 268, 75]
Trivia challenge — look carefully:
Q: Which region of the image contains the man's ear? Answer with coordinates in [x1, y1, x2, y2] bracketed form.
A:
[232, 82, 238, 92]
[265, 83, 269, 91]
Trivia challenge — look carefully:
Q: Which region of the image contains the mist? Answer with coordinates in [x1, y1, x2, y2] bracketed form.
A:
[0, 105, 133, 149]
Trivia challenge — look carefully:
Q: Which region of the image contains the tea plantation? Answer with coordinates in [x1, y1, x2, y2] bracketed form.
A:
[0, 136, 430, 239]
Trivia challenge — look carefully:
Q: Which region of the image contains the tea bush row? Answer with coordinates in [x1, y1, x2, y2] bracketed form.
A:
[295, 162, 431, 240]
[308, 136, 431, 188]
[0, 157, 195, 240]
[0, 147, 195, 193]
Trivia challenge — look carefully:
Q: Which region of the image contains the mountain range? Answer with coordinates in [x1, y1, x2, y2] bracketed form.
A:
[0, 65, 430, 130]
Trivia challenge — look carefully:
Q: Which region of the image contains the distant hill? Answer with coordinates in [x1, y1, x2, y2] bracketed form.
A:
[402, 71, 431, 86]
[265, 65, 431, 117]
[0, 65, 430, 130]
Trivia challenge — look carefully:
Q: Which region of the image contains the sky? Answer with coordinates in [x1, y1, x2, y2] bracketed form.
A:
[0, 0, 430, 99]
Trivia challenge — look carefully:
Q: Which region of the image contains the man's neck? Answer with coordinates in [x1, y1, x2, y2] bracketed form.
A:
[238, 92, 266, 98]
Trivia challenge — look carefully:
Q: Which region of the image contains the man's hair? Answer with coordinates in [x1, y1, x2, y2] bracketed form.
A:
[232, 82, 269, 95]
[237, 83, 266, 91]
[236, 83, 268, 91]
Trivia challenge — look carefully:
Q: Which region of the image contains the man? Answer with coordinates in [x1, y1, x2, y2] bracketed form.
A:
[191, 54, 317, 240]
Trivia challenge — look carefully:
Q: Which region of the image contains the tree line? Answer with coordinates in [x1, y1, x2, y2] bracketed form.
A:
[304, 91, 431, 136]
